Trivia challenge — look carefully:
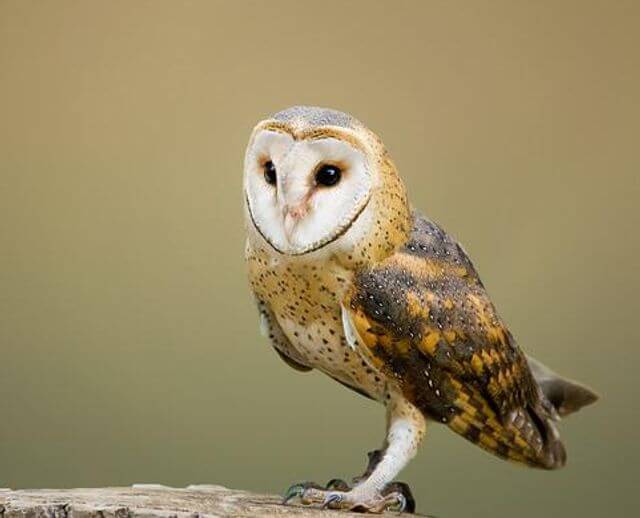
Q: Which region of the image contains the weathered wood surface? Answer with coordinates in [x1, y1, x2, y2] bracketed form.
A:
[0, 485, 419, 517]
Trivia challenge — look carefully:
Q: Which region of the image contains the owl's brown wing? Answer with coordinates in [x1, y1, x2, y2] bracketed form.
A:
[344, 213, 566, 469]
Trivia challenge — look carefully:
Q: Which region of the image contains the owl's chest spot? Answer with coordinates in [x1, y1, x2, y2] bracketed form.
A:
[277, 316, 347, 370]
[276, 314, 386, 401]
[248, 253, 387, 400]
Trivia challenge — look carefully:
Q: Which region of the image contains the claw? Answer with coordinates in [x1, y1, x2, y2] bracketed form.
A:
[282, 481, 323, 505]
[282, 483, 305, 504]
[383, 482, 415, 514]
[389, 493, 407, 513]
[322, 492, 344, 509]
[283, 477, 417, 514]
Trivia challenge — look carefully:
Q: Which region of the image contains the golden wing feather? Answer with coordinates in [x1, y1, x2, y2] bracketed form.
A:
[345, 213, 566, 469]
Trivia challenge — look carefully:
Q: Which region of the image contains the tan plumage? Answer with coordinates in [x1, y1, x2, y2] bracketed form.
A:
[244, 106, 597, 512]
[344, 215, 564, 468]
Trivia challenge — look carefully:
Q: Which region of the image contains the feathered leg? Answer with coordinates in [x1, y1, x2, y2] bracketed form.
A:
[284, 394, 426, 513]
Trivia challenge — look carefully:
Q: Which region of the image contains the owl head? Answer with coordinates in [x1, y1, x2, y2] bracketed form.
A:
[243, 106, 411, 261]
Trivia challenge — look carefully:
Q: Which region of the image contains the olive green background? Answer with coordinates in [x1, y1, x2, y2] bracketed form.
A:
[0, 1, 637, 516]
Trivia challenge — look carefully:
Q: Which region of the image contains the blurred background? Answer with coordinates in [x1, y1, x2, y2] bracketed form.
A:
[0, 1, 638, 516]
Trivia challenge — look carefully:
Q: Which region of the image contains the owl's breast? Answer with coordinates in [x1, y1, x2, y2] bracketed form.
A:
[276, 313, 387, 401]
[247, 248, 387, 401]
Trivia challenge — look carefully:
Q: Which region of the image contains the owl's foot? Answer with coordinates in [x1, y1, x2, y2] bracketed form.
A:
[282, 449, 416, 513]
[282, 480, 415, 514]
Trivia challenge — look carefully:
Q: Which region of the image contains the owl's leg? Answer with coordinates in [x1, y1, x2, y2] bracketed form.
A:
[288, 450, 415, 511]
[354, 448, 384, 483]
[323, 449, 383, 492]
[283, 395, 426, 513]
[351, 449, 416, 511]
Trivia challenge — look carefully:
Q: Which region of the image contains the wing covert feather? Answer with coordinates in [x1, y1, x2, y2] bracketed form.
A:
[346, 213, 565, 469]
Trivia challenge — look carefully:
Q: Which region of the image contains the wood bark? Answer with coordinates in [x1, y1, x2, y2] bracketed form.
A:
[0, 485, 420, 517]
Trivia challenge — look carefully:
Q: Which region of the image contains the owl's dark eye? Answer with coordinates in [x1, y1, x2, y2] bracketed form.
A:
[315, 164, 342, 187]
[263, 160, 277, 185]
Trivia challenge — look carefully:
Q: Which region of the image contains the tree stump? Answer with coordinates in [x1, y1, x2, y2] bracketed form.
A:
[0, 485, 419, 517]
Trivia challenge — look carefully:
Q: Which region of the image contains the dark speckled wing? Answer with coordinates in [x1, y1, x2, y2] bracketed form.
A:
[346, 212, 566, 469]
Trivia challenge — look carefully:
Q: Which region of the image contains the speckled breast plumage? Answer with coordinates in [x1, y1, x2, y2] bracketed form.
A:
[247, 211, 570, 469]
[243, 107, 598, 502]
[247, 245, 388, 401]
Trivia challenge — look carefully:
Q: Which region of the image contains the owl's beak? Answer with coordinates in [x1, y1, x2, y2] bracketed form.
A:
[282, 204, 308, 243]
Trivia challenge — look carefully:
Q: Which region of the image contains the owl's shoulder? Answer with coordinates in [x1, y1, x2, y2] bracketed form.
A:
[354, 211, 483, 293]
[399, 211, 481, 280]
[349, 211, 537, 415]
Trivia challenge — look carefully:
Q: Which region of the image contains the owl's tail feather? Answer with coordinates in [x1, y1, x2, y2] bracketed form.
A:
[525, 402, 567, 469]
[446, 379, 567, 470]
[527, 355, 599, 418]
[446, 361, 595, 468]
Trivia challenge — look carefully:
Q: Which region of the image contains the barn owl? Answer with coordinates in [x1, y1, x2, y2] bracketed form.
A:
[243, 106, 597, 513]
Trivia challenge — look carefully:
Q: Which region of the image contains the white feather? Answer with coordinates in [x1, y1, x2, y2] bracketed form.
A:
[340, 303, 359, 351]
[259, 312, 270, 338]
[244, 130, 373, 256]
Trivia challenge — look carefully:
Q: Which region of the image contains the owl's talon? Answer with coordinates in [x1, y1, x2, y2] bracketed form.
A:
[282, 481, 323, 504]
[382, 482, 416, 513]
[322, 492, 344, 509]
[282, 478, 416, 513]
[282, 483, 304, 504]
[384, 491, 407, 513]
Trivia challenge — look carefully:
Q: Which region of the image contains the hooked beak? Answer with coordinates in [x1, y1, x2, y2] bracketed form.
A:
[282, 203, 308, 242]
